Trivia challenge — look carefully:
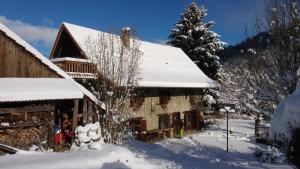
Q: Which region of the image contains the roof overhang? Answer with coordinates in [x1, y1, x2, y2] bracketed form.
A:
[137, 80, 219, 88]
[0, 78, 84, 102]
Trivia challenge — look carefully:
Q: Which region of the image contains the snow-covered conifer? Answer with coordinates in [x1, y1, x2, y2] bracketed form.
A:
[168, 2, 224, 80]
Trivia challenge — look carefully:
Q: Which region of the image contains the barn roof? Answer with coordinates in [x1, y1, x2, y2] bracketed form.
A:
[0, 22, 104, 108]
[57, 22, 218, 88]
[0, 78, 84, 102]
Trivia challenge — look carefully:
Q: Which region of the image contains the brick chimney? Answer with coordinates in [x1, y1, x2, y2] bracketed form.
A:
[122, 27, 130, 48]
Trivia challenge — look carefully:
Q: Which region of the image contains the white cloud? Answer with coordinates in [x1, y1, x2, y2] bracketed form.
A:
[0, 16, 58, 46]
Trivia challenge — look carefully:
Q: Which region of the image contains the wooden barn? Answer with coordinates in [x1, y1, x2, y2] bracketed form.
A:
[49, 22, 218, 142]
[0, 22, 104, 151]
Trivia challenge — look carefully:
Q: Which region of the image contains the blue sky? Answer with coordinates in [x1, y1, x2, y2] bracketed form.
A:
[0, 0, 265, 56]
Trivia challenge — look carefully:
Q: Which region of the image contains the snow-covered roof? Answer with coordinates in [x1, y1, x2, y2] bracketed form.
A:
[0, 78, 84, 102]
[51, 57, 92, 63]
[61, 22, 218, 88]
[0, 22, 103, 108]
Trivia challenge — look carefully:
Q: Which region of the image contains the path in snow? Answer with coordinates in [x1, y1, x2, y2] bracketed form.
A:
[125, 119, 293, 169]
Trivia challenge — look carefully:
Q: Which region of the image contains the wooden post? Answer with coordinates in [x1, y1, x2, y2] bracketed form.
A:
[255, 113, 260, 137]
[83, 99, 88, 125]
[48, 111, 54, 148]
[24, 112, 28, 121]
[88, 101, 93, 123]
[72, 99, 79, 132]
[227, 110, 229, 152]
[95, 109, 100, 122]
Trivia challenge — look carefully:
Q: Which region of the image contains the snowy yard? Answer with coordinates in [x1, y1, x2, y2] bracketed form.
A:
[125, 119, 293, 169]
[0, 119, 294, 169]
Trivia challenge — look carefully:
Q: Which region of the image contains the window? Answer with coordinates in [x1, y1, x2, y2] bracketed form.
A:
[159, 114, 170, 129]
[159, 89, 170, 109]
[130, 97, 145, 111]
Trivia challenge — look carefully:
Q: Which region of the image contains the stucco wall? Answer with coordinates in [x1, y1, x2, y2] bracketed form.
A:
[125, 88, 204, 130]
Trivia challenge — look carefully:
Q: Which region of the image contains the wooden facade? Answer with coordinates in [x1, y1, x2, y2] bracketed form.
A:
[0, 25, 102, 151]
[54, 60, 96, 74]
[0, 31, 60, 78]
[50, 27, 97, 79]
[52, 59, 97, 79]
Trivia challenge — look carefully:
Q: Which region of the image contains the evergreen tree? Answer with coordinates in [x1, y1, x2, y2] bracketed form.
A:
[168, 2, 224, 80]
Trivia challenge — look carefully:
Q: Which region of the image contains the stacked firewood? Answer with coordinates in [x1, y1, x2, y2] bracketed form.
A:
[0, 112, 53, 150]
[0, 127, 47, 149]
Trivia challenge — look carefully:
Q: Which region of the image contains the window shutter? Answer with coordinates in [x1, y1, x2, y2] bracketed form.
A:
[184, 112, 188, 131]
[167, 114, 171, 128]
[196, 112, 201, 130]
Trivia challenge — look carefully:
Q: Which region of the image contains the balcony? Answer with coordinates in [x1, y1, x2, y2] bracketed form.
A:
[51, 57, 97, 79]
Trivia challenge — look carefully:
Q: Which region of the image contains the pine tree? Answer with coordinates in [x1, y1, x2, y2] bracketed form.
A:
[168, 2, 224, 80]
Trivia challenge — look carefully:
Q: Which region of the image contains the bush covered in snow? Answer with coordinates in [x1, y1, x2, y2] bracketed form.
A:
[270, 80, 300, 144]
[270, 79, 300, 168]
[254, 146, 286, 164]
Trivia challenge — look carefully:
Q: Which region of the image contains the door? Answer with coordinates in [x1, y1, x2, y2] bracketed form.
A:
[188, 111, 197, 130]
[184, 111, 197, 131]
[172, 112, 180, 134]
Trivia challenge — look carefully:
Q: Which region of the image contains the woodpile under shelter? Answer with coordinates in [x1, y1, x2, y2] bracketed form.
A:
[0, 22, 104, 151]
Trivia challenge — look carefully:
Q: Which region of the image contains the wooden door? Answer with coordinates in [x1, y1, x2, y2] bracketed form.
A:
[189, 111, 197, 130]
[184, 111, 197, 131]
[184, 111, 189, 131]
[172, 112, 180, 134]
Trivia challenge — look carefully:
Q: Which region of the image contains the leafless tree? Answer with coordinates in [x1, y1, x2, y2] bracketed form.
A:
[232, 0, 300, 116]
[84, 29, 142, 144]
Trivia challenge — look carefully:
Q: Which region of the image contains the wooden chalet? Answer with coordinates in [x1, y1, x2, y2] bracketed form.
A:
[0, 22, 104, 151]
[50, 22, 218, 142]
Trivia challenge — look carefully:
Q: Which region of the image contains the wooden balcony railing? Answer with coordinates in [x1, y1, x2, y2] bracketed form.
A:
[52, 59, 97, 79]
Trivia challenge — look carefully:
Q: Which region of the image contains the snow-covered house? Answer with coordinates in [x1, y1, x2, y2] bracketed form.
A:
[50, 22, 217, 138]
[0, 22, 103, 150]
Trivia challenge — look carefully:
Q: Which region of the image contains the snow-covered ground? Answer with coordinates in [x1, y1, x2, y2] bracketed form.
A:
[125, 119, 293, 169]
[0, 144, 156, 169]
[0, 119, 293, 169]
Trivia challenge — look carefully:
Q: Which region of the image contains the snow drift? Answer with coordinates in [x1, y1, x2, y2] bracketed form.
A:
[270, 79, 300, 142]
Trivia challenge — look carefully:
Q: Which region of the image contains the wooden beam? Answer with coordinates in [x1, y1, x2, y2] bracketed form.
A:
[0, 122, 47, 129]
[0, 112, 10, 115]
[48, 112, 54, 148]
[0, 104, 55, 114]
[72, 99, 79, 132]
[83, 99, 88, 124]
[0, 144, 17, 154]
